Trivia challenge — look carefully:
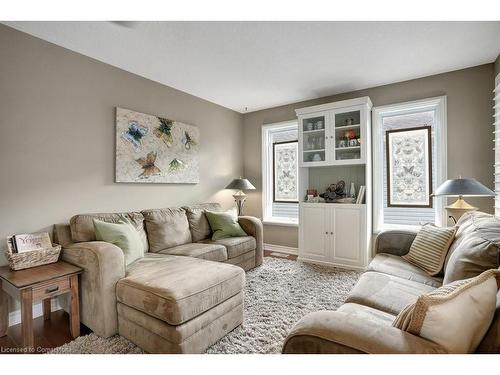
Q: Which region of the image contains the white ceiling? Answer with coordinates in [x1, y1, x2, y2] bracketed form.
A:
[4, 21, 500, 113]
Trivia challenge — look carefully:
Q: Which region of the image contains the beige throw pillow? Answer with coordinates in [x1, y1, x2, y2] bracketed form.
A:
[393, 269, 500, 353]
[403, 224, 457, 276]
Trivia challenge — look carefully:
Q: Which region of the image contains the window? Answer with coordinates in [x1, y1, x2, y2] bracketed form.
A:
[373, 97, 447, 232]
[262, 121, 299, 225]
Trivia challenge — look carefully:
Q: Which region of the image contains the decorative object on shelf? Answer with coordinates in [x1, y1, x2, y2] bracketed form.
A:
[349, 139, 358, 147]
[338, 140, 346, 148]
[356, 186, 366, 204]
[306, 189, 320, 202]
[5, 235, 61, 271]
[306, 189, 317, 201]
[307, 189, 318, 197]
[273, 141, 299, 203]
[349, 182, 356, 198]
[115, 107, 199, 183]
[312, 153, 322, 161]
[319, 181, 346, 203]
[344, 130, 356, 140]
[431, 177, 494, 223]
[344, 117, 354, 126]
[306, 121, 314, 131]
[386, 126, 432, 208]
[225, 177, 256, 215]
[314, 120, 324, 130]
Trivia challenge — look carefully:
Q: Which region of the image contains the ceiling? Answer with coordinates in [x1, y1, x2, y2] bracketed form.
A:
[4, 21, 500, 113]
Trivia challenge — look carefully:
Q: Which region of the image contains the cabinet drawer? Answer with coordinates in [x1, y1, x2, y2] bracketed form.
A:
[32, 276, 70, 301]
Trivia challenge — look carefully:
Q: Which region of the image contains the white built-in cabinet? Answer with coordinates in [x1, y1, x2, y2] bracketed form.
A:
[296, 97, 372, 270]
[299, 203, 367, 269]
[298, 103, 368, 167]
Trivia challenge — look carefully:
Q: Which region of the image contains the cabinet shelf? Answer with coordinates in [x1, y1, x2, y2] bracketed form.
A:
[335, 124, 360, 131]
[303, 129, 325, 134]
[303, 149, 326, 153]
[335, 146, 360, 151]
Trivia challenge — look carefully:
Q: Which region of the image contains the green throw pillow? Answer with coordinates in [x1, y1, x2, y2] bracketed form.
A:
[205, 209, 247, 240]
[93, 219, 144, 266]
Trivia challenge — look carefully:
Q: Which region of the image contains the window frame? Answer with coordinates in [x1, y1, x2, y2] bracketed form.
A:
[372, 96, 447, 233]
[262, 120, 299, 227]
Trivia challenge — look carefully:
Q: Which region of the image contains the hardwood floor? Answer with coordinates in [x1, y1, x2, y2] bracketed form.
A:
[0, 251, 295, 353]
[264, 250, 297, 261]
[0, 310, 90, 353]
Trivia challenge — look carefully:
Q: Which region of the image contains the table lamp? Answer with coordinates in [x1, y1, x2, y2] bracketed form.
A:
[431, 177, 494, 223]
[225, 178, 256, 216]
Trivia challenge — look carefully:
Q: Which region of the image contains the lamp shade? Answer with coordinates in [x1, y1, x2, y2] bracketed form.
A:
[225, 178, 256, 190]
[431, 178, 494, 197]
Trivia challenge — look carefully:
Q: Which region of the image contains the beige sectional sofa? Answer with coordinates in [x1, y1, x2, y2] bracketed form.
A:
[283, 211, 500, 354]
[54, 203, 263, 353]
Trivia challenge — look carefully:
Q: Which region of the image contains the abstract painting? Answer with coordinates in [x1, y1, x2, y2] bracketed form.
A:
[386, 126, 432, 207]
[115, 107, 199, 183]
[273, 141, 298, 202]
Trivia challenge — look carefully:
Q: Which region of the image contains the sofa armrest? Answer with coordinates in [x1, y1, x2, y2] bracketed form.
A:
[238, 216, 264, 267]
[282, 311, 447, 354]
[62, 241, 125, 338]
[374, 229, 418, 257]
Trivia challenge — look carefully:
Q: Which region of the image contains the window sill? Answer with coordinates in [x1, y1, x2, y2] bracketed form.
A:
[373, 223, 423, 235]
[262, 218, 299, 228]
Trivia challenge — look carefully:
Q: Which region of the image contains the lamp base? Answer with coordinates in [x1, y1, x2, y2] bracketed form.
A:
[233, 191, 247, 216]
[445, 197, 477, 223]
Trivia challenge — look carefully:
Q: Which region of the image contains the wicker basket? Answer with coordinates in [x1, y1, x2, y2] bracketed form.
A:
[5, 237, 61, 271]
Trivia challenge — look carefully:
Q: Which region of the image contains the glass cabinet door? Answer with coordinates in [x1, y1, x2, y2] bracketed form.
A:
[301, 115, 327, 164]
[333, 109, 362, 162]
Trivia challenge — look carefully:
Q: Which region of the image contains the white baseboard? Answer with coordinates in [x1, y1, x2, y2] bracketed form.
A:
[264, 243, 298, 256]
[8, 299, 62, 327]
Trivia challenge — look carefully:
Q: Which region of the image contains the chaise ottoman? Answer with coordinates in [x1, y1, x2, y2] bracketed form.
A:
[115, 254, 245, 353]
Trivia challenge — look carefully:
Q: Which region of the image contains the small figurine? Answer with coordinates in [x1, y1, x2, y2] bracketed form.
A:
[319, 181, 346, 203]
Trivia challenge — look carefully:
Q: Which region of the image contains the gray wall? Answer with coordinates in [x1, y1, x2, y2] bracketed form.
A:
[0, 25, 244, 266]
[242, 64, 495, 248]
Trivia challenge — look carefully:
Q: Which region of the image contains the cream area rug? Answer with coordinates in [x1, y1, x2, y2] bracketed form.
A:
[50, 257, 361, 354]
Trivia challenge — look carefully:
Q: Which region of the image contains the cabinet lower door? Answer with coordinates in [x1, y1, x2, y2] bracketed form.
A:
[299, 205, 330, 262]
[332, 207, 364, 267]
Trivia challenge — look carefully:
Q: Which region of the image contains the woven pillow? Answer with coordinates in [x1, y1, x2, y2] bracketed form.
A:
[393, 269, 500, 353]
[403, 224, 457, 276]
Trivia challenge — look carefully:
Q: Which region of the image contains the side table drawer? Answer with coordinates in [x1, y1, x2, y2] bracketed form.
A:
[32, 276, 71, 301]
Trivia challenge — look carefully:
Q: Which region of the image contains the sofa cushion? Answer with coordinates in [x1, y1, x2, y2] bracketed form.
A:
[93, 219, 144, 266]
[476, 292, 500, 353]
[337, 303, 396, 326]
[346, 271, 435, 315]
[205, 210, 247, 240]
[368, 254, 443, 288]
[70, 211, 148, 252]
[444, 212, 500, 284]
[199, 236, 256, 259]
[183, 203, 221, 242]
[393, 269, 500, 353]
[158, 242, 227, 262]
[117, 291, 243, 345]
[402, 224, 456, 276]
[117, 253, 244, 325]
[141, 207, 192, 252]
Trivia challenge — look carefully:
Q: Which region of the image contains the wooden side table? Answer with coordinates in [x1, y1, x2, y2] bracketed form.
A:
[0, 261, 82, 350]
